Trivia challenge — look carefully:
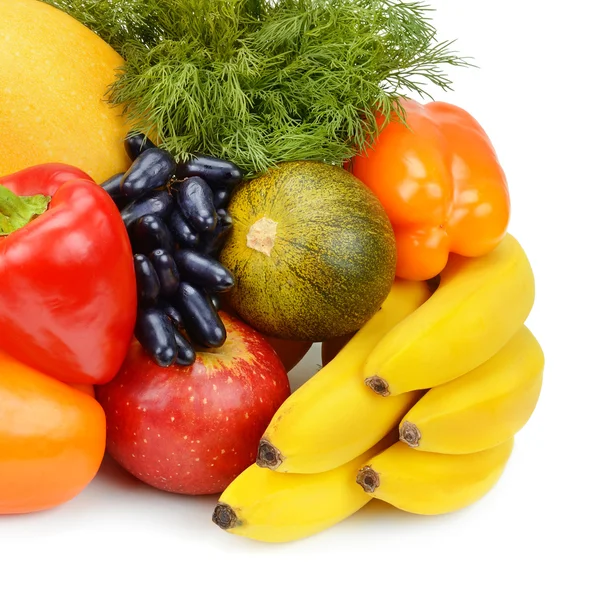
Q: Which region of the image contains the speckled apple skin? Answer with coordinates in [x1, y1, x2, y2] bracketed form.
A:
[96, 312, 291, 495]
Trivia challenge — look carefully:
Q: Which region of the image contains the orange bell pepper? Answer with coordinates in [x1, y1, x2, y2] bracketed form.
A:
[70, 383, 96, 398]
[0, 351, 106, 515]
[351, 99, 510, 281]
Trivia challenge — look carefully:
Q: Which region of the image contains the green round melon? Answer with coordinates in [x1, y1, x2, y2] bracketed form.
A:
[219, 161, 396, 341]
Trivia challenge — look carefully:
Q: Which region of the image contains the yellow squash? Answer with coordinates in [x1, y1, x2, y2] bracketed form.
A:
[357, 438, 514, 515]
[399, 326, 544, 454]
[364, 234, 535, 397]
[0, 0, 130, 182]
[256, 279, 430, 474]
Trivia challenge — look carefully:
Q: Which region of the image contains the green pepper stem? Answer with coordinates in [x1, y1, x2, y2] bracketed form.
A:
[0, 185, 51, 236]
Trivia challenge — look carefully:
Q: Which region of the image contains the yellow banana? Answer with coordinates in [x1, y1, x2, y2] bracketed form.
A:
[256, 279, 430, 474]
[213, 437, 392, 543]
[398, 326, 544, 454]
[356, 438, 514, 515]
[364, 234, 535, 397]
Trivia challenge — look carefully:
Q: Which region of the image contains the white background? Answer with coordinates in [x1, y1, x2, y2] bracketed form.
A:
[2, 1, 599, 598]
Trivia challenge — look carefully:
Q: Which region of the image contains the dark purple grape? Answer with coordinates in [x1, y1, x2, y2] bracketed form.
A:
[135, 308, 177, 367]
[120, 189, 174, 229]
[176, 176, 216, 232]
[216, 208, 231, 221]
[100, 173, 129, 209]
[196, 209, 233, 256]
[176, 155, 243, 191]
[159, 302, 184, 330]
[210, 294, 222, 311]
[133, 254, 161, 306]
[130, 215, 174, 255]
[125, 133, 157, 161]
[150, 249, 180, 297]
[173, 330, 196, 366]
[168, 209, 201, 248]
[175, 249, 234, 292]
[174, 283, 226, 348]
[212, 188, 231, 210]
[121, 148, 176, 199]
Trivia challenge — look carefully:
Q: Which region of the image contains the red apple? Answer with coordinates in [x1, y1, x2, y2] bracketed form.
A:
[219, 292, 312, 372]
[95, 312, 290, 495]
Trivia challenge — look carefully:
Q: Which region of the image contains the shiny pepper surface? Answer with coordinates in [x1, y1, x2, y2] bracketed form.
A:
[351, 99, 511, 281]
[0, 163, 136, 384]
[0, 351, 106, 515]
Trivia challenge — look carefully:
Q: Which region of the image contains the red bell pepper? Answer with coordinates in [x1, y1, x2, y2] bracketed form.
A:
[0, 163, 136, 385]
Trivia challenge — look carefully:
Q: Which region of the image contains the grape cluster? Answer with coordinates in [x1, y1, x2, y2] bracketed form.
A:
[101, 134, 242, 368]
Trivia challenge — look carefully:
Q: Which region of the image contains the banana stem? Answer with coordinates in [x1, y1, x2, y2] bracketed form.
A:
[399, 421, 421, 448]
[365, 376, 390, 396]
[212, 502, 240, 530]
[256, 439, 284, 469]
[356, 466, 380, 493]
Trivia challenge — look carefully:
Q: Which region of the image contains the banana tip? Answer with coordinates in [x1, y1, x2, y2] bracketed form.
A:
[212, 502, 239, 530]
[399, 421, 421, 448]
[256, 438, 284, 469]
[365, 376, 390, 396]
[356, 466, 380, 493]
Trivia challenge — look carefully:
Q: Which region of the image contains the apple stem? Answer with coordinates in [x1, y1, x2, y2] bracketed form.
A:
[256, 439, 283, 470]
[212, 502, 239, 530]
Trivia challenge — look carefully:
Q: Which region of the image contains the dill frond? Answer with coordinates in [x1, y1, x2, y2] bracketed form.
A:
[43, 0, 469, 176]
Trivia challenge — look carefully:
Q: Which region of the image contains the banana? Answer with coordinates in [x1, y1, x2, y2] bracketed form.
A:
[364, 234, 535, 397]
[256, 279, 430, 474]
[398, 326, 544, 454]
[213, 437, 392, 543]
[356, 438, 514, 515]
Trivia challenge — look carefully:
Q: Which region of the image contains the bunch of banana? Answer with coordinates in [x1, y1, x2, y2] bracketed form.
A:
[254, 278, 431, 475]
[364, 233, 536, 397]
[212, 435, 395, 544]
[356, 438, 515, 515]
[213, 233, 543, 542]
[397, 325, 544, 455]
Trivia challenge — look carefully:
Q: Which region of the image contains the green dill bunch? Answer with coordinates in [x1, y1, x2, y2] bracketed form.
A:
[43, 0, 468, 176]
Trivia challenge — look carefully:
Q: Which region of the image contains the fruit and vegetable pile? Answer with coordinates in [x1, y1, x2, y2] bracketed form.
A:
[0, 0, 543, 544]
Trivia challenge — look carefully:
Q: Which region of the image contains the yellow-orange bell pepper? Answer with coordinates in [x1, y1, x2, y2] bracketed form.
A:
[351, 99, 510, 281]
[0, 351, 105, 515]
